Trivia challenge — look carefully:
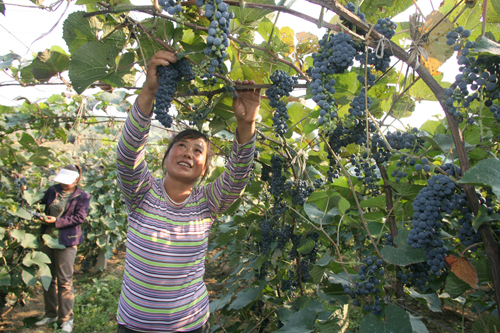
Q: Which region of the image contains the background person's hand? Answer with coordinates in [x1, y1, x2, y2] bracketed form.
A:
[42, 216, 56, 223]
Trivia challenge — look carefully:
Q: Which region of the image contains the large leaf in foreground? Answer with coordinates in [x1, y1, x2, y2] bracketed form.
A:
[68, 41, 120, 94]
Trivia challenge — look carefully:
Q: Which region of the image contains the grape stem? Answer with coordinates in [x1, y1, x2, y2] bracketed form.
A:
[461, 242, 484, 256]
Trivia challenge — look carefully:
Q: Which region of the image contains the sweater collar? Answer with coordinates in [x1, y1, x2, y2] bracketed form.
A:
[54, 184, 82, 200]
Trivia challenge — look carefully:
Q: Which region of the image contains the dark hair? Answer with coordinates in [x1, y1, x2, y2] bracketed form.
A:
[162, 129, 214, 183]
[63, 164, 82, 185]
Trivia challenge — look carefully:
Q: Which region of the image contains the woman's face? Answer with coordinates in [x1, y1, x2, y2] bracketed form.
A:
[164, 138, 208, 184]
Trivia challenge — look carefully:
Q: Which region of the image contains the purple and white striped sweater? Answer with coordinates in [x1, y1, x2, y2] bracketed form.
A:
[116, 102, 255, 332]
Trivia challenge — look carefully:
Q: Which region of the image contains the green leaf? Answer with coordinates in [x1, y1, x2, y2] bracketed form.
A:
[338, 197, 350, 215]
[409, 313, 430, 333]
[101, 52, 136, 88]
[311, 265, 326, 284]
[38, 264, 52, 291]
[23, 190, 44, 206]
[22, 251, 51, 268]
[298, 237, 316, 254]
[359, 304, 412, 333]
[68, 41, 121, 94]
[380, 229, 426, 266]
[316, 251, 333, 267]
[228, 284, 264, 310]
[0, 0, 4, 15]
[19, 132, 38, 150]
[472, 206, 500, 231]
[327, 271, 358, 287]
[22, 266, 37, 287]
[42, 234, 66, 249]
[11, 229, 25, 243]
[21, 233, 39, 249]
[8, 208, 32, 220]
[0, 267, 10, 286]
[472, 314, 500, 333]
[24, 49, 70, 82]
[472, 36, 500, 56]
[231, 0, 274, 24]
[458, 159, 500, 199]
[368, 222, 387, 238]
[62, 11, 100, 54]
[360, 196, 387, 210]
[276, 308, 316, 333]
[304, 202, 339, 225]
[419, 120, 446, 136]
[0, 53, 21, 70]
[408, 289, 441, 312]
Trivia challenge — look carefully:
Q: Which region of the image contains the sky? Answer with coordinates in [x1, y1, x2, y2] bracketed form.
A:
[0, 0, 453, 128]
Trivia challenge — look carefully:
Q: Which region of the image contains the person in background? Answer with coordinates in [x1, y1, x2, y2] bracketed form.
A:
[35, 165, 91, 333]
[115, 50, 260, 332]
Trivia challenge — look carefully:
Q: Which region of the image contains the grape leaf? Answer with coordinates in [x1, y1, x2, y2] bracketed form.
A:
[275, 308, 316, 333]
[420, 11, 455, 75]
[408, 289, 441, 312]
[444, 255, 479, 289]
[381, 229, 426, 267]
[458, 159, 500, 199]
[359, 304, 412, 333]
[62, 11, 101, 54]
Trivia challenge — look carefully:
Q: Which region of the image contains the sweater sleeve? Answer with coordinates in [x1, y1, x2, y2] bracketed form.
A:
[116, 101, 154, 212]
[204, 131, 256, 215]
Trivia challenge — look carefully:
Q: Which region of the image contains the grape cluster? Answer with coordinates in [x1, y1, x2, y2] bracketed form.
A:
[384, 233, 393, 246]
[159, 0, 183, 15]
[414, 157, 432, 173]
[310, 32, 357, 125]
[357, 72, 376, 87]
[443, 26, 500, 123]
[349, 88, 371, 117]
[374, 18, 397, 39]
[198, 0, 232, 83]
[343, 255, 385, 316]
[398, 262, 431, 292]
[281, 270, 298, 293]
[265, 70, 297, 136]
[299, 232, 319, 282]
[350, 154, 379, 192]
[289, 180, 314, 206]
[326, 120, 377, 181]
[407, 174, 456, 276]
[154, 59, 195, 128]
[343, 2, 366, 32]
[446, 26, 471, 46]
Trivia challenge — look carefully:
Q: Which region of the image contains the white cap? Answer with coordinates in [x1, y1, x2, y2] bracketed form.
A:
[53, 169, 79, 185]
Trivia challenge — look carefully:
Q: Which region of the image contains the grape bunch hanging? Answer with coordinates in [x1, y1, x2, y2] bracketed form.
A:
[197, 0, 233, 84]
[154, 59, 195, 128]
[265, 70, 298, 137]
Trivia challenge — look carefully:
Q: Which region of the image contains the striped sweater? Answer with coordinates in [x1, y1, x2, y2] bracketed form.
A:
[116, 102, 255, 332]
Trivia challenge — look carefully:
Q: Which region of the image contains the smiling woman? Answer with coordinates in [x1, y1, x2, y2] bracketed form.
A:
[115, 50, 261, 333]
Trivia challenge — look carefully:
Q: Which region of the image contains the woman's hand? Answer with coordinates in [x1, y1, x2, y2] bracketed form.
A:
[233, 80, 261, 144]
[42, 216, 56, 223]
[137, 50, 177, 116]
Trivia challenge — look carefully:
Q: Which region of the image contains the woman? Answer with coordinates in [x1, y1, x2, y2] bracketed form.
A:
[116, 50, 260, 332]
[35, 165, 91, 333]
